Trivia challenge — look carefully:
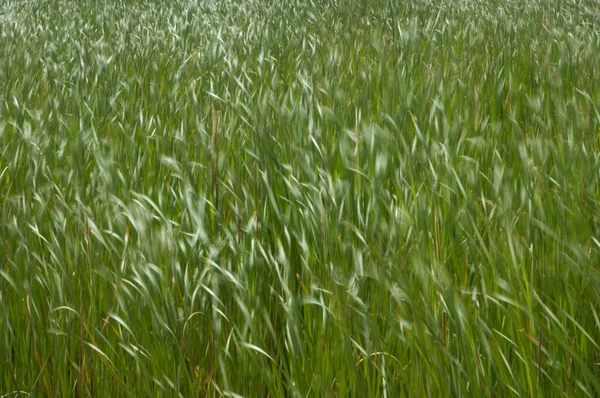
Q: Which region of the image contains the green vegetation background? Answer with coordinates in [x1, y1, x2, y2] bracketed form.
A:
[1, 0, 600, 396]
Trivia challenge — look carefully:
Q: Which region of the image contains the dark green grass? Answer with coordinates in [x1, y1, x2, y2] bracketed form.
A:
[1, 0, 600, 396]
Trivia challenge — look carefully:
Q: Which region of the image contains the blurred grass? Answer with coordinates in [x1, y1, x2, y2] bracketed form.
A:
[1, 0, 600, 396]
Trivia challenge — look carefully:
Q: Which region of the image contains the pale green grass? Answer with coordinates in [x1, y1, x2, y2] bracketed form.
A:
[1, 0, 600, 396]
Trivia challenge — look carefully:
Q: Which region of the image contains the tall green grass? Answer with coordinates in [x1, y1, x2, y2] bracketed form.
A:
[1, 0, 600, 396]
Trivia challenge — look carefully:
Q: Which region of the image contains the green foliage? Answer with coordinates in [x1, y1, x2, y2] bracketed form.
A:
[1, 0, 600, 396]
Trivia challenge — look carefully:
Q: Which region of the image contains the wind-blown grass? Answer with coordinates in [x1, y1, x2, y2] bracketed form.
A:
[1, 0, 600, 396]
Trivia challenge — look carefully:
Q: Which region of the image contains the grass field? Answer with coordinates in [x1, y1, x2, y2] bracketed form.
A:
[1, 0, 600, 396]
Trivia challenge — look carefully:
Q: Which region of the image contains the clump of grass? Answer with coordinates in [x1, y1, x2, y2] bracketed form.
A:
[1, 0, 600, 396]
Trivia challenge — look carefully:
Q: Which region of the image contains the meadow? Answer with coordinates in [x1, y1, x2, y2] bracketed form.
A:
[1, 0, 600, 396]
